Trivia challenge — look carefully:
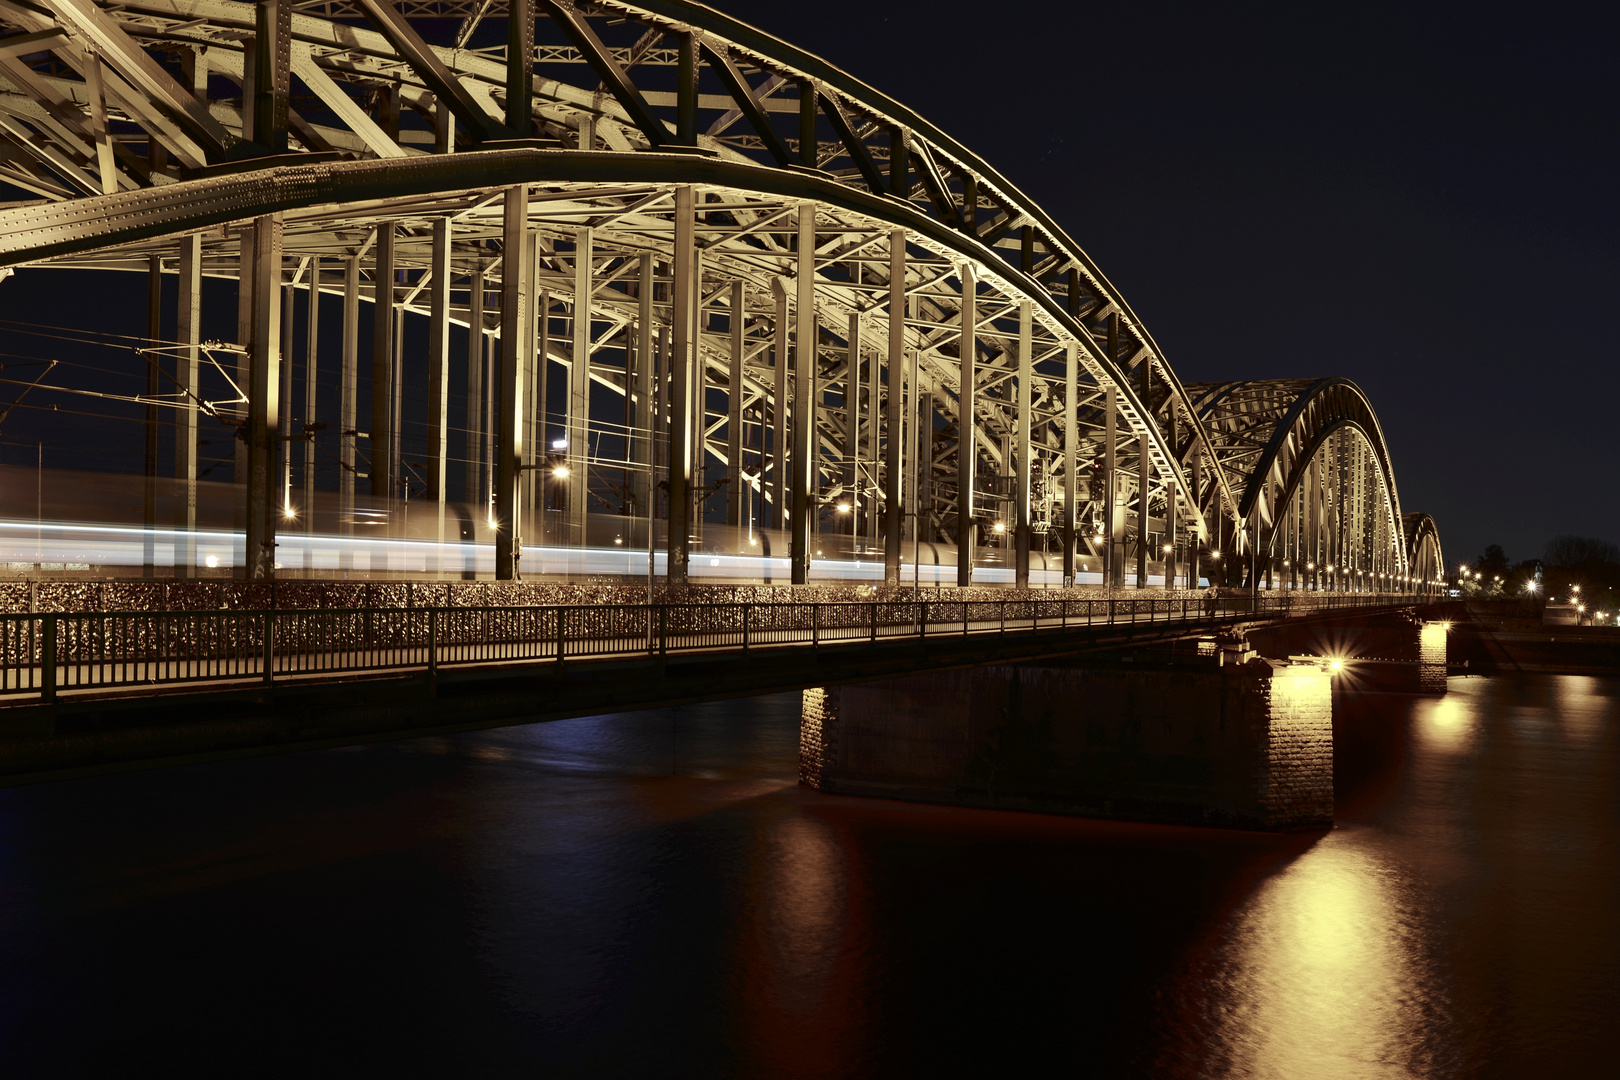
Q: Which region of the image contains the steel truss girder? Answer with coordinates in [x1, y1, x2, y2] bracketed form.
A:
[0, 1, 1440, 584]
[0, 0, 1240, 522]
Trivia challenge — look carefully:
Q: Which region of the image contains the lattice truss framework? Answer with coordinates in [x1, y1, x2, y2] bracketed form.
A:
[0, 0, 1437, 586]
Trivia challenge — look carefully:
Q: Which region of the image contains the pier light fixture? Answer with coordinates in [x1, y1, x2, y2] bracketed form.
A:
[1307, 562, 1315, 570]
[1211, 550, 1221, 560]
[1163, 543, 1173, 553]
[552, 465, 570, 479]
[551, 438, 567, 450]
[993, 522, 1006, 533]
[835, 502, 851, 513]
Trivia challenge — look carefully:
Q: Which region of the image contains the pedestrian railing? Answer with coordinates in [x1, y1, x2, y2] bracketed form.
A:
[0, 592, 1424, 702]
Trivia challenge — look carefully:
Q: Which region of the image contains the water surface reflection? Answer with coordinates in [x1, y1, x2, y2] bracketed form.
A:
[0, 676, 1614, 1077]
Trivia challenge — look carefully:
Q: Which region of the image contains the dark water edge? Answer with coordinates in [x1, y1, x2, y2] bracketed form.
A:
[1, 675, 1616, 1078]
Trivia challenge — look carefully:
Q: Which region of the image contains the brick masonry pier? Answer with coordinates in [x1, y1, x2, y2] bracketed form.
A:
[802, 659, 1335, 830]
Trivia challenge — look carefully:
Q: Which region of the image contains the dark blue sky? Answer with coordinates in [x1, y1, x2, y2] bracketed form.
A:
[718, 0, 1618, 566]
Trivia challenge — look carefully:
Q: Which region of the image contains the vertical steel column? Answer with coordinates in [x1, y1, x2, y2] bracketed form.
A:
[843, 313, 859, 536]
[885, 248, 911, 578]
[280, 277, 294, 520]
[634, 254, 653, 520]
[675, 30, 698, 145]
[174, 234, 201, 578]
[253, 0, 290, 153]
[667, 186, 696, 584]
[868, 297, 882, 545]
[568, 226, 592, 544]
[427, 218, 452, 545]
[465, 267, 484, 511]
[790, 203, 815, 585]
[236, 227, 253, 518]
[956, 263, 975, 588]
[1189, 451, 1202, 589]
[1014, 300, 1032, 589]
[144, 253, 160, 577]
[1165, 410, 1177, 589]
[246, 214, 283, 580]
[727, 280, 746, 528]
[303, 256, 320, 537]
[917, 390, 932, 544]
[1135, 453, 1150, 587]
[690, 246, 705, 535]
[531, 278, 546, 542]
[370, 223, 394, 502]
[340, 255, 358, 541]
[1062, 340, 1077, 587]
[506, 0, 532, 134]
[496, 186, 530, 579]
[1136, 353, 1150, 589]
[1105, 386, 1122, 587]
[799, 79, 818, 167]
[1307, 455, 1318, 589]
[770, 281, 788, 530]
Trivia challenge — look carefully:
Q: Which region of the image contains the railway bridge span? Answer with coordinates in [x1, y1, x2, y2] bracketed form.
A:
[0, 0, 1442, 595]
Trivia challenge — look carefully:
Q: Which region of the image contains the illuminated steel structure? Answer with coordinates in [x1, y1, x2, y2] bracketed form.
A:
[0, 0, 1442, 589]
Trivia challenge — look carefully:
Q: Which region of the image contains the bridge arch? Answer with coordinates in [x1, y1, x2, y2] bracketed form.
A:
[1404, 513, 1445, 590]
[0, 0, 1434, 591]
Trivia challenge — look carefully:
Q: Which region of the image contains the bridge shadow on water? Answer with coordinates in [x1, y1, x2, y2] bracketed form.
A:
[1, 677, 1616, 1078]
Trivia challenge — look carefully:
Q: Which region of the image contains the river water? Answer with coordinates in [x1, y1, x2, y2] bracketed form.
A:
[1, 674, 1615, 1077]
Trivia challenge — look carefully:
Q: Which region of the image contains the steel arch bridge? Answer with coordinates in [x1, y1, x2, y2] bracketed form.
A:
[0, 0, 1442, 592]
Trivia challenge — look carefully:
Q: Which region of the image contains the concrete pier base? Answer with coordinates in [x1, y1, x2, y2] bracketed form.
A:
[802, 659, 1334, 830]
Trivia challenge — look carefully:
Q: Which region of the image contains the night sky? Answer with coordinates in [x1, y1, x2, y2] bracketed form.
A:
[1, 0, 1614, 568]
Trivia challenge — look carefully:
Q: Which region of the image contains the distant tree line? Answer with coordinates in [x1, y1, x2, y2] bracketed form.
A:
[1460, 535, 1620, 614]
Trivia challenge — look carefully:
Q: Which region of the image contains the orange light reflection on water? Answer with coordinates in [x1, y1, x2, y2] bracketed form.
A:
[1187, 832, 1443, 1079]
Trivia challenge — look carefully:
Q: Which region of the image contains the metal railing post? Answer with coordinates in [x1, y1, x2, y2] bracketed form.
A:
[428, 607, 438, 687]
[1000, 599, 1006, 634]
[870, 601, 877, 643]
[263, 611, 274, 685]
[658, 605, 667, 657]
[813, 603, 821, 649]
[743, 603, 751, 652]
[41, 613, 56, 702]
[557, 606, 567, 667]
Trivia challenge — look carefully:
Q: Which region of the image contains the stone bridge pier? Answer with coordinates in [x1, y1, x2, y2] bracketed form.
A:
[801, 657, 1335, 830]
[800, 611, 1451, 830]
